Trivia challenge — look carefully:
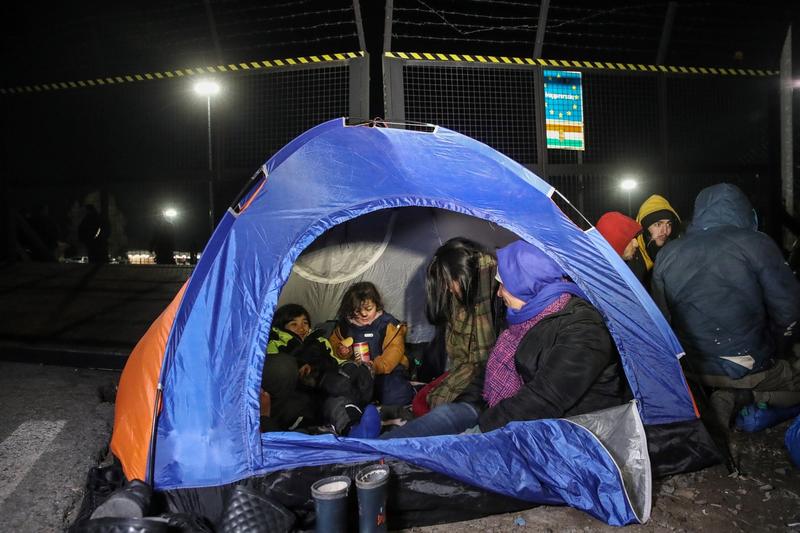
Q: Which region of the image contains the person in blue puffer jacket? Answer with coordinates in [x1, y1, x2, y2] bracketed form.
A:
[652, 183, 800, 429]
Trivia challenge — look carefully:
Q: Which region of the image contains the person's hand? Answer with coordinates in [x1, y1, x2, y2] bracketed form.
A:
[363, 359, 375, 375]
[298, 364, 312, 378]
[259, 388, 271, 417]
[336, 344, 353, 358]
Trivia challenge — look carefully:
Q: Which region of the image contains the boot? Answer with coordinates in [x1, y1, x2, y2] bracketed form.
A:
[348, 405, 381, 439]
[90, 479, 152, 519]
[72, 517, 169, 533]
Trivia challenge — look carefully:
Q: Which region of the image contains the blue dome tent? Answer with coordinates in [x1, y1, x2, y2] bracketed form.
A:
[111, 118, 719, 527]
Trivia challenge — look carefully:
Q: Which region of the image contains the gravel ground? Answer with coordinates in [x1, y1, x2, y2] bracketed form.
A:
[404, 421, 800, 532]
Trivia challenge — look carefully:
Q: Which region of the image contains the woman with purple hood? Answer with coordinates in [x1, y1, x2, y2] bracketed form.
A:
[382, 240, 628, 438]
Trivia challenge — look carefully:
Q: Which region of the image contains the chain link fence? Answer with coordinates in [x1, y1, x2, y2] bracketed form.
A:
[384, 55, 779, 233]
[1, 55, 368, 258]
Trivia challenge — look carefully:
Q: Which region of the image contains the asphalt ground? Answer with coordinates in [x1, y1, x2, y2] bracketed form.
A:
[0, 361, 118, 532]
[2, 360, 798, 532]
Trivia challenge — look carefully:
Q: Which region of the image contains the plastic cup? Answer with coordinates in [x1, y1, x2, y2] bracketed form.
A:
[355, 464, 390, 533]
[311, 476, 351, 533]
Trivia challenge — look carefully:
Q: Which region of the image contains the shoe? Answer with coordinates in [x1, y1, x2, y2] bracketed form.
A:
[159, 513, 214, 533]
[348, 405, 381, 438]
[71, 464, 126, 525]
[71, 517, 169, 533]
[90, 479, 152, 519]
[735, 402, 800, 432]
[786, 415, 800, 468]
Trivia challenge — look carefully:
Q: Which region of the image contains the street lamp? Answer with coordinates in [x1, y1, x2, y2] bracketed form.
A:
[194, 80, 221, 236]
[163, 207, 178, 221]
[620, 177, 638, 217]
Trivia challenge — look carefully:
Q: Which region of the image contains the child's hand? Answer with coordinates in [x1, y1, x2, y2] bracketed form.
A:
[336, 344, 353, 358]
[259, 388, 271, 417]
[363, 359, 375, 375]
[298, 364, 312, 378]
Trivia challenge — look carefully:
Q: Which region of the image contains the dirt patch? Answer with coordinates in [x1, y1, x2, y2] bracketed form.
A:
[405, 420, 800, 532]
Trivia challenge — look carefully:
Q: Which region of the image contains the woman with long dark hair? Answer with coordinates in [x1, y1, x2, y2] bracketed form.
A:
[384, 239, 628, 438]
[419, 237, 501, 413]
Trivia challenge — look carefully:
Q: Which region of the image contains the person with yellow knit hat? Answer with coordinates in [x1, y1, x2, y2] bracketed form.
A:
[635, 194, 681, 274]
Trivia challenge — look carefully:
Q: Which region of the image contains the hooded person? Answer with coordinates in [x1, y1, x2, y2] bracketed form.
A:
[652, 183, 800, 431]
[381, 240, 630, 439]
[636, 194, 681, 272]
[596, 211, 647, 285]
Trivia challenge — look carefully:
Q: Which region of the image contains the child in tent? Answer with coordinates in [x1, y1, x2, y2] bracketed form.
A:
[261, 304, 379, 437]
[330, 282, 416, 406]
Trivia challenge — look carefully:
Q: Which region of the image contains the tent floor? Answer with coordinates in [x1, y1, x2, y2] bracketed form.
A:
[164, 459, 536, 530]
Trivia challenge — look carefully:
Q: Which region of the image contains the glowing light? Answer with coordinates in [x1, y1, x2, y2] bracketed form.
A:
[194, 80, 220, 96]
[620, 178, 638, 191]
[163, 207, 178, 220]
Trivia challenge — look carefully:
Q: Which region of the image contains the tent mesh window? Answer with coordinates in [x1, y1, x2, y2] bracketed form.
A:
[402, 64, 538, 165]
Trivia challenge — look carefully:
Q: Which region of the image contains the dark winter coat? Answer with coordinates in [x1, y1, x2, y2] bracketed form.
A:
[651, 183, 800, 379]
[477, 297, 629, 432]
[265, 328, 338, 387]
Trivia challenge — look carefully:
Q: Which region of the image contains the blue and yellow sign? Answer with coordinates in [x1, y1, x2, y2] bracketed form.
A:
[544, 70, 584, 150]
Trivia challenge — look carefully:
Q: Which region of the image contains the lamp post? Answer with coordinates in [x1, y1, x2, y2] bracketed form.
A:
[194, 80, 220, 236]
[620, 178, 638, 217]
[162, 207, 178, 222]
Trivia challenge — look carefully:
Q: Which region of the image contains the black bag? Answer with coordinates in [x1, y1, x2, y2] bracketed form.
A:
[218, 485, 295, 533]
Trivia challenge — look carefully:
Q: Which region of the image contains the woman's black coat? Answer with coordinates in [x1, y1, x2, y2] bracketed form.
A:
[478, 297, 629, 432]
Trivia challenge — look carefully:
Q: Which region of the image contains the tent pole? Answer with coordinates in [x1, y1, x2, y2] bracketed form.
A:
[145, 383, 163, 486]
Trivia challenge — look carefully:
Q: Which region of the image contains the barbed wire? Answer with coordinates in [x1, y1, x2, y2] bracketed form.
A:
[394, 0, 667, 42]
[545, 29, 657, 43]
[392, 33, 534, 45]
[236, 32, 359, 49]
[450, 0, 540, 8]
[221, 21, 357, 41]
[395, 7, 537, 22]
[394, 20, 539, 35]
[154, 30, 359, 53]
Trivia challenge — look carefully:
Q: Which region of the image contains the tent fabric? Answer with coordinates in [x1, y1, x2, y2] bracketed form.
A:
[110, 282, 187, 482]
[111, 118, 703, 524]
[252, 402, 649, 526]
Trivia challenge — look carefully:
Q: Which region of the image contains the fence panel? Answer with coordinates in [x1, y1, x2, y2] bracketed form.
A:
[384, 55, 778, 232]
[2, 55, 368, 258]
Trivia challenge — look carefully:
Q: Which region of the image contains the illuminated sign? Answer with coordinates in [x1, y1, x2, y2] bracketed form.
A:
[544, 70, 584, 150]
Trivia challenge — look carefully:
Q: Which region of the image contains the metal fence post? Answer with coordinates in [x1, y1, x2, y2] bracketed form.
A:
[533, 67, 549, 182]
[350, 55, 371, 120]
[383, 55, 405, 122]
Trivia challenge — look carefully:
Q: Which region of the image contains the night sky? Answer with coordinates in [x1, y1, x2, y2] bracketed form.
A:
[0, 1, 793, 255]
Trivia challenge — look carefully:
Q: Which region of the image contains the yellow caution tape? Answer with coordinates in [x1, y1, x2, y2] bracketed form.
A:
[385, 51, 776, 77]
[0, 51, 365, 95]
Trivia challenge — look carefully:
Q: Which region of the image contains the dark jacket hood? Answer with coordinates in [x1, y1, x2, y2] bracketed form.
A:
[690, 183, 756, 232]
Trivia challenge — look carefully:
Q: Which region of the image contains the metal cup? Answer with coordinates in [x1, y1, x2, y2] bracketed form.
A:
[353, 342, 371, 363]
